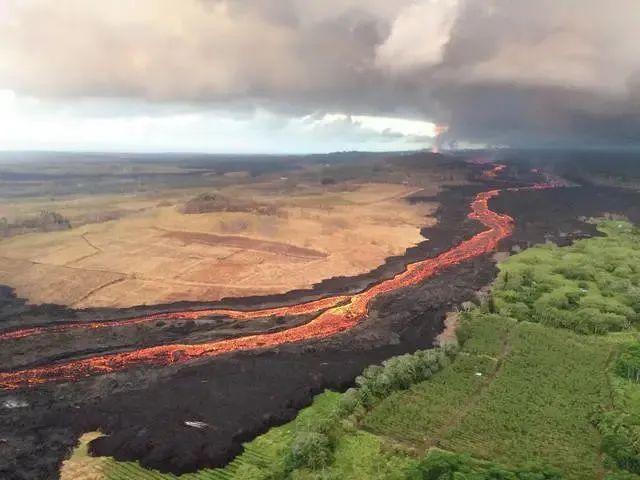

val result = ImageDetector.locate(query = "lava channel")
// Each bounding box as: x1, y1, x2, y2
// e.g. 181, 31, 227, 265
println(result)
0, 295, 349, 341
0, 184, 518, 390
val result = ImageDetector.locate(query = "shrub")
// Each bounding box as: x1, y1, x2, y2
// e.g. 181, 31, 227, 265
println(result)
600, 277, 633, 298
533, 288, 584, 312
496, 289, 521, 304
336, 387, 362, 417
498, 302, 531, 322
455, 316, 473, 345
353, 348, 454, 408
232, 463, 271, 480
614, 265, 634, 278
598, 411, 640, 474
615, 344, 640, 382
580, 296, 635, 320
286, 431, 333, 470
553, 262, 597, 282
620, 287, 640, 312
532, 305, 576, 331
406, 450, 564, 480
571, 309, 627, 334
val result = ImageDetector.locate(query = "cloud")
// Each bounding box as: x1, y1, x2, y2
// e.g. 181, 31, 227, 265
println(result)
0, 0, 639, 149
375, 0, 459, 72
0, 0, 306, 100
314, 113, 437, 138
0, 0, 408, 103
429, 0, 640, 147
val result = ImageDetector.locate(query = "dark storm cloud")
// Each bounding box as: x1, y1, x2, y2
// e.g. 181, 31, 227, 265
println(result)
1, 0, 639, 147
428, 0, 640, 147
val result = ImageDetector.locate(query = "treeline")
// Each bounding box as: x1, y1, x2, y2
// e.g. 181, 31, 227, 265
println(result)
284, 347, 457, 473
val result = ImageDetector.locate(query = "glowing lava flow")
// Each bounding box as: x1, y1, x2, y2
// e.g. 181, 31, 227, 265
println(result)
0, 295, 349, 341
483, 163, 506, 179
0, 187, 514, 390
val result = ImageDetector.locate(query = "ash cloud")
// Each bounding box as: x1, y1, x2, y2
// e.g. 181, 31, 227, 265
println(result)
1, 0, 639, 147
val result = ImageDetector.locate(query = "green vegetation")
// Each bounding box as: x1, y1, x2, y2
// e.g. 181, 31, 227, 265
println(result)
596, 341, 640, 478
491, 221, 640, 334
443, 319, 611, 478
346, 346, 456, 411
76, 220, 640, 480
615, 344, 640, 382
405, 449, 563, 480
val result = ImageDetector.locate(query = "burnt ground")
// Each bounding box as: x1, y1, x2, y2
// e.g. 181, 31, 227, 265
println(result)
1, 165, 640, 480
493, 185, 640, 246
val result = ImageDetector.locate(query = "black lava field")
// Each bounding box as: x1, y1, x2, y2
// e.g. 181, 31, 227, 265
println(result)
1, 163, 639, 480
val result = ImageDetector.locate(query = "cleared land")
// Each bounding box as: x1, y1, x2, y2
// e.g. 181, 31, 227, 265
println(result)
60, 220, 640, 479
0, 154, 460, 308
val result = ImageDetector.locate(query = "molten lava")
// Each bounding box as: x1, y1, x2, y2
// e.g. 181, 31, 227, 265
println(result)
0, 171, 529, 390
0, 295, 349, 341
483, 164, 506, 179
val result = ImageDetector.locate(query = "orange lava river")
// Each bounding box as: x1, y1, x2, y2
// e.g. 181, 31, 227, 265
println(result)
0, 184, 519, 390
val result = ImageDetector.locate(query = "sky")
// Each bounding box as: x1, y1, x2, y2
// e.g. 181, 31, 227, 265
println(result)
0, 0, 639, 153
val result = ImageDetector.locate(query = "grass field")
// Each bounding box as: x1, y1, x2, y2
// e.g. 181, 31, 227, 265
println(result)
1, 153, 470, 308
60, 219, 640, 479
442, 321, 613, 478
0, 181, 434, 307
0, 154, 468, 308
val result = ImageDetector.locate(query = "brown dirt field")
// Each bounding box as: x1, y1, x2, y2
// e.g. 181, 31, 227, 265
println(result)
0, 182, 437, 308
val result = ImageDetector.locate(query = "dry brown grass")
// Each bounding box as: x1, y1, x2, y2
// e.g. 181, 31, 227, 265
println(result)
59, 432, 107, 480
0, 181, 437, 308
